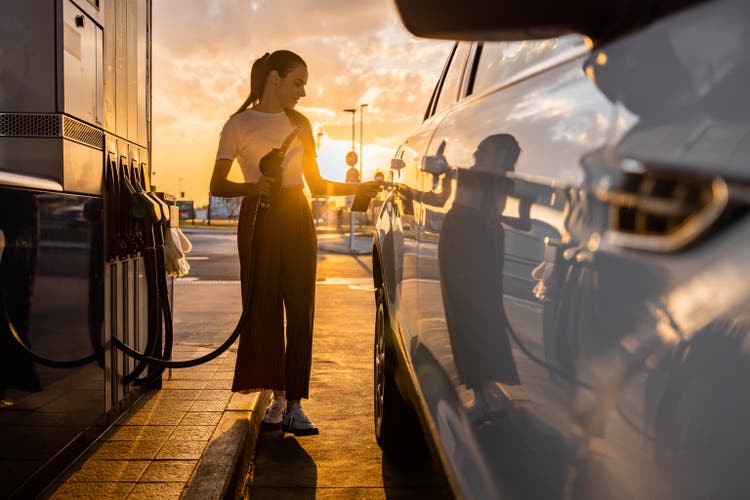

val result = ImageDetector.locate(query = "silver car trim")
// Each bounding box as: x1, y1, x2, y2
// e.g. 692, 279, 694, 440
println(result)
602, 177, 729, 252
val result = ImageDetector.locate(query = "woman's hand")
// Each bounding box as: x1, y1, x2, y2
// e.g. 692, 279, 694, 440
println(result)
254, 175, 275, 197
356, 180, 385, 198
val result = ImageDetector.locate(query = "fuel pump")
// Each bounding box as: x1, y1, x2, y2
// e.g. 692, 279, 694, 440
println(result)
0, 1, 171, 495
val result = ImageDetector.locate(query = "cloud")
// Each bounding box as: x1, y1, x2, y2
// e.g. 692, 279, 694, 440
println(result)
152, 0, 452, 204
154, 0, 396, 59
153, 0, 450, 126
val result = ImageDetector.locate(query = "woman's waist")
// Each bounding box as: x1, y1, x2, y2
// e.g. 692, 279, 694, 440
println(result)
239, 162, 303, 186
244, 184, 304, 195
252, 185, 306, 204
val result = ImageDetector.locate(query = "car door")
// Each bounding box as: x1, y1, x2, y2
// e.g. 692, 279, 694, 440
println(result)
377, 43, 462, 359
412, 41, 476, 384
408, 41, 509, 498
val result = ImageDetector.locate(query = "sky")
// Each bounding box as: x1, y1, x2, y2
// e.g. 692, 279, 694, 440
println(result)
151, 0, 453, 205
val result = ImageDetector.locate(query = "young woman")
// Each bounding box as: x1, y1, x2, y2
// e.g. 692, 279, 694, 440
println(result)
210, 50, 381, 435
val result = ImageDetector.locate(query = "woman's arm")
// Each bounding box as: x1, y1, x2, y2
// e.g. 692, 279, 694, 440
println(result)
302, 155, 382, 198
289, 109, 382, 197
209, 159, 273, 198
422, 170, 454, 207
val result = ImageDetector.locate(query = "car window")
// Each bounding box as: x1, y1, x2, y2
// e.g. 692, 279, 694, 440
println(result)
433, 42, 471, 115
460, 43, 479, 99
423, 44, 452, 121
472, 35, 586, 95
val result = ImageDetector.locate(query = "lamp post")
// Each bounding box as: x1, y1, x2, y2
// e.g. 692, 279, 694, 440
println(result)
359, 103, 367, 181
343, 108, 356, 158
343, 108, 357, 252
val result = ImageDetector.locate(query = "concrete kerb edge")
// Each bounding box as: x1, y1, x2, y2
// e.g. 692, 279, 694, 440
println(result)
183, 389, 272, 500
232, 389, 272, 499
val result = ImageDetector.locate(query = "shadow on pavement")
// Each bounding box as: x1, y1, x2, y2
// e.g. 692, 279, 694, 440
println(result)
352, 255, 373, 275
381, 453, 454, 499
248, 433, 317, 499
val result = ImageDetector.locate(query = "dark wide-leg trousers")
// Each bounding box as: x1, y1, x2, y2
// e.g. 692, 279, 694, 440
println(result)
231, 187, 317, 400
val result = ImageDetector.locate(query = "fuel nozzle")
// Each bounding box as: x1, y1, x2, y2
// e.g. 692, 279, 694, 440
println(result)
259, 127, 300, 207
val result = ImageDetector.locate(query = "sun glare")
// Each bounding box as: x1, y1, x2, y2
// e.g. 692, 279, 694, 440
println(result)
316, 138, 394, 182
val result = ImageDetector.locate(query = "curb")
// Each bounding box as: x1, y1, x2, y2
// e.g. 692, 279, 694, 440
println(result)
183, 390, 272, 500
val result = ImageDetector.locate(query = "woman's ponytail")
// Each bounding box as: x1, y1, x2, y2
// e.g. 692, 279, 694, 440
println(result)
232, 50, 306, 116
234, 52, 271, 115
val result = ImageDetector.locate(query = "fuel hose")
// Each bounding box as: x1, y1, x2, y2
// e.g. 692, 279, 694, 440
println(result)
2, 295, 103, 369
111, 196, 261, 368
0, 201, 105, 370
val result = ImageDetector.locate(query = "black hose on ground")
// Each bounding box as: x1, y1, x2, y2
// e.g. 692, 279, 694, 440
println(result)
111, 197, 261, 369
2, 294, 103, 369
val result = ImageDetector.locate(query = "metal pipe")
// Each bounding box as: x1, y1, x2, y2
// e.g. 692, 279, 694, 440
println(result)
359, 103, 368, 181
343, 108, 357, 252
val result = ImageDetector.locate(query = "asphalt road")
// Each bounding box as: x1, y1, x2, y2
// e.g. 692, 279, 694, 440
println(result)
173, 229, 451, 499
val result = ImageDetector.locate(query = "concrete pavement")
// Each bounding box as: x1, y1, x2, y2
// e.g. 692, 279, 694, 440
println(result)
316, 232, 373, 255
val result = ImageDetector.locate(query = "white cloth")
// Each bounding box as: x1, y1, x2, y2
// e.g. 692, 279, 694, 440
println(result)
164, 227, 192, 277
215, 109, 305, 187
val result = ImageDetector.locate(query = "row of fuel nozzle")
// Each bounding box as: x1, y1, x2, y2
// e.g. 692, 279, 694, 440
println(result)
104, 153, 173, 261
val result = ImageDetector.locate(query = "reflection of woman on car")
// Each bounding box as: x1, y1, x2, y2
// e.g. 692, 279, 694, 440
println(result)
437, 134, 531, 418
210, 50, 382, 435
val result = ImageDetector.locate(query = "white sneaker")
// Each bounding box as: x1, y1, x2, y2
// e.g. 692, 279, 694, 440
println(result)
262, 395, 287, 430
282, 402, 319, 436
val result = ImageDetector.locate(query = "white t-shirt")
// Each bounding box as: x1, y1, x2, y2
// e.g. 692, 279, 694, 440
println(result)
215, 108, 305, 186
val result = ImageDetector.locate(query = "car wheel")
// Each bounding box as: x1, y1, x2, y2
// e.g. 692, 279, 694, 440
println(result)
374, 287, 426, 455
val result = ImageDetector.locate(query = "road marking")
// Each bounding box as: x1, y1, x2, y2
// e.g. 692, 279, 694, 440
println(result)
176, 276, 374, 289
175, 279, 240, 285
316, 277, 374, 290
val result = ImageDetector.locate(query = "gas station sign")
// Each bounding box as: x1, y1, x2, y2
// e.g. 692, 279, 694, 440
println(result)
345, 151, 358, 167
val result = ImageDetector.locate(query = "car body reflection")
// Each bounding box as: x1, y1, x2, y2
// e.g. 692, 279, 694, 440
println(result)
0, 187, 104, 497
373, 2, 750, 498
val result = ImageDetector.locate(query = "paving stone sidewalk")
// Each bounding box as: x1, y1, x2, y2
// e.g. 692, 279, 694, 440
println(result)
43, 345, 270, 500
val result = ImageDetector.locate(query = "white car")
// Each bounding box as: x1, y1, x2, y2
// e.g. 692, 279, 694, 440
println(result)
372, 0, 750, 498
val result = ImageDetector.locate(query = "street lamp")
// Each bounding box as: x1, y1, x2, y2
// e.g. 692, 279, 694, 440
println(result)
342, 108, 358, 252
359, 103, 368, 181
343, 108, 356, 159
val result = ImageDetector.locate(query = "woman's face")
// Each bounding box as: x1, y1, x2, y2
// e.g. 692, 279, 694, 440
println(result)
272, 64, 308, 109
